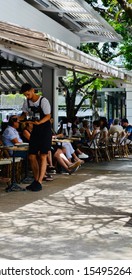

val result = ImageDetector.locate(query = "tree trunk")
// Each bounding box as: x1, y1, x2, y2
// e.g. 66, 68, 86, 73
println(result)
92, 89, 99, 120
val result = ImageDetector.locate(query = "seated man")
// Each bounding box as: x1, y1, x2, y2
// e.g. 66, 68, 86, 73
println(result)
2, 115, 26, 158
108, 118, 123, 135
121, 118, 132, 143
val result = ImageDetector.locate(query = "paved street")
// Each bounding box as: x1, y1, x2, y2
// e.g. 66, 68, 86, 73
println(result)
0, 156, 132, 260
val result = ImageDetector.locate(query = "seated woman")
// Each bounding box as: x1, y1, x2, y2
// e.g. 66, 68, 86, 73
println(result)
80, 119, 91, 144
90, 120, 100, 140
87, 120, 101, 150
99, 117, 109, 143
21, 122, 33, 143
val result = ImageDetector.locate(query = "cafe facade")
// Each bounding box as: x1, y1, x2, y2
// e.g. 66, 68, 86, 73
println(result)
0, 0, 132, 128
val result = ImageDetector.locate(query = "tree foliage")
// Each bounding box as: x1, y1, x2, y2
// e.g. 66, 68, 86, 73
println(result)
59, 0, 132, 120
83, 0, 132, 69
59, 72, 116, 121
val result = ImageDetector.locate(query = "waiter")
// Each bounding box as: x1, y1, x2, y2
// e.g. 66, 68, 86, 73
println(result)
20, 83, 52, 191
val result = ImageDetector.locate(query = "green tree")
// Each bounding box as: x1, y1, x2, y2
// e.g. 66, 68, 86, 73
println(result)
59, 0, 132, 121
84, 0, 132, 69
59, 72, 115, 121
59, 72, 97, 121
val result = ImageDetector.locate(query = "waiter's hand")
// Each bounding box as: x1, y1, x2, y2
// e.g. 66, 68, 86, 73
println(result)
33, 120, 40, 125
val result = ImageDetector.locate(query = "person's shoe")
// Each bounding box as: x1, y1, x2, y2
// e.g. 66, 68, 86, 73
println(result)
47, 166, 56, 174
26, 180, 37, 191
68, 161, 81, 171
48, 170, 56, 174
43, 174, 53, 181
78, 153, 89, 159
60, 170, 70, 175
78, 159, 85, 164
69, 164, 80, 174
31, 181, 42, 192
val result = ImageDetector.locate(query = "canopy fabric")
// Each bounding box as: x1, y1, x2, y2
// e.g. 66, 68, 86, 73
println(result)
0, 69, 42, 92
27, 0, 122, 42
0, 21, 132, 83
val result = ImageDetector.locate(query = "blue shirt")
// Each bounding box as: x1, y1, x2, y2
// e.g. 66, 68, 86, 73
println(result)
2, 126, 23, 147
125, 125, 132, 140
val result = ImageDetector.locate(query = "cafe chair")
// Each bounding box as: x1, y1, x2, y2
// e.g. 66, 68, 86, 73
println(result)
81, 132, 102, 162
0, 140, 23, 183
118, 133, 129, 157
98, 137, 111, 161
127, 139, 132, 154
0, 159, 12, 181
108, 132, 120, 159
0, 143, 12, 179
108, 131, 128, 159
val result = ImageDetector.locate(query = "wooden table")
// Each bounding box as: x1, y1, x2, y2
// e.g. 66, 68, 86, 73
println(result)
52, 137, 81, 144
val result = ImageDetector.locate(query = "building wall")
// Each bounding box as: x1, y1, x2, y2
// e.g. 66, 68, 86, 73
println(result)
0, 0, 80, 48
1, 0, 79, 121
126, 86, 132, 124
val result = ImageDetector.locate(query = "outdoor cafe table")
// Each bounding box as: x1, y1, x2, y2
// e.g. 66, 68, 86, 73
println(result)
52, 136, 81, 144
0, 144, 29, 192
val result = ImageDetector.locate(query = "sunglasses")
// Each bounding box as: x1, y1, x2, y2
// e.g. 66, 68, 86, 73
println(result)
12, 118, 19, 122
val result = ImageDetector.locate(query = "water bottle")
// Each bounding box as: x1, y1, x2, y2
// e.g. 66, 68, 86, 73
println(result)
68, 122, 72, 138
62, 123, 68, 137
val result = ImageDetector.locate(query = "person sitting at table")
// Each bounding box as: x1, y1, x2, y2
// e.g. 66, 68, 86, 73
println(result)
61, 141, 84, 164
54, 119, 88, 162
2, 115, 27, 158
80, 119, 91, 144
71, 116, 81, 137
53, 145, 81, 174
90, 120, 100, 140
87, 120, 101, 150
108, 118, 124, 136
69, 117, 89, 159
99, 117, 109, 142
21, 121, 33, 143
121, 118, 132, 144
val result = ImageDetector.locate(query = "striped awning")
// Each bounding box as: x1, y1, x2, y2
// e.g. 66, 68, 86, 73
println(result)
0, 21, 132, 84
0, 69, 42, 92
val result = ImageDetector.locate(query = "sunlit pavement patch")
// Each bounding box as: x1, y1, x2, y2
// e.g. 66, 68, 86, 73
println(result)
0, 168, 132, 259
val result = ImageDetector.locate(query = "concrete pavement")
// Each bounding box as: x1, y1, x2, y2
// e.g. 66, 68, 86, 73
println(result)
0, 156, 132, 259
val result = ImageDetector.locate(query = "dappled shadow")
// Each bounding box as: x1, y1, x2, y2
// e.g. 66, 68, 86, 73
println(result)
0, 157, 132, 213
0, 157, 132, 259
0, 168, 132, 259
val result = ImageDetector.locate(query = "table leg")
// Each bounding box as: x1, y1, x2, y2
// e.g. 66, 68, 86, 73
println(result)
5, 151, 26, 192
20, 151, 33, 184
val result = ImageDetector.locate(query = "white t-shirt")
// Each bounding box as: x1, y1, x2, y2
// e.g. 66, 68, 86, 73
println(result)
22, 96, 51, 115
109, 124, 123, 134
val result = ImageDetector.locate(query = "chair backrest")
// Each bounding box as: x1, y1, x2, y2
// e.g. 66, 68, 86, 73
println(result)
89, 132, 101, 149
119, 131, 127, 146
110, 131, 120, 144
